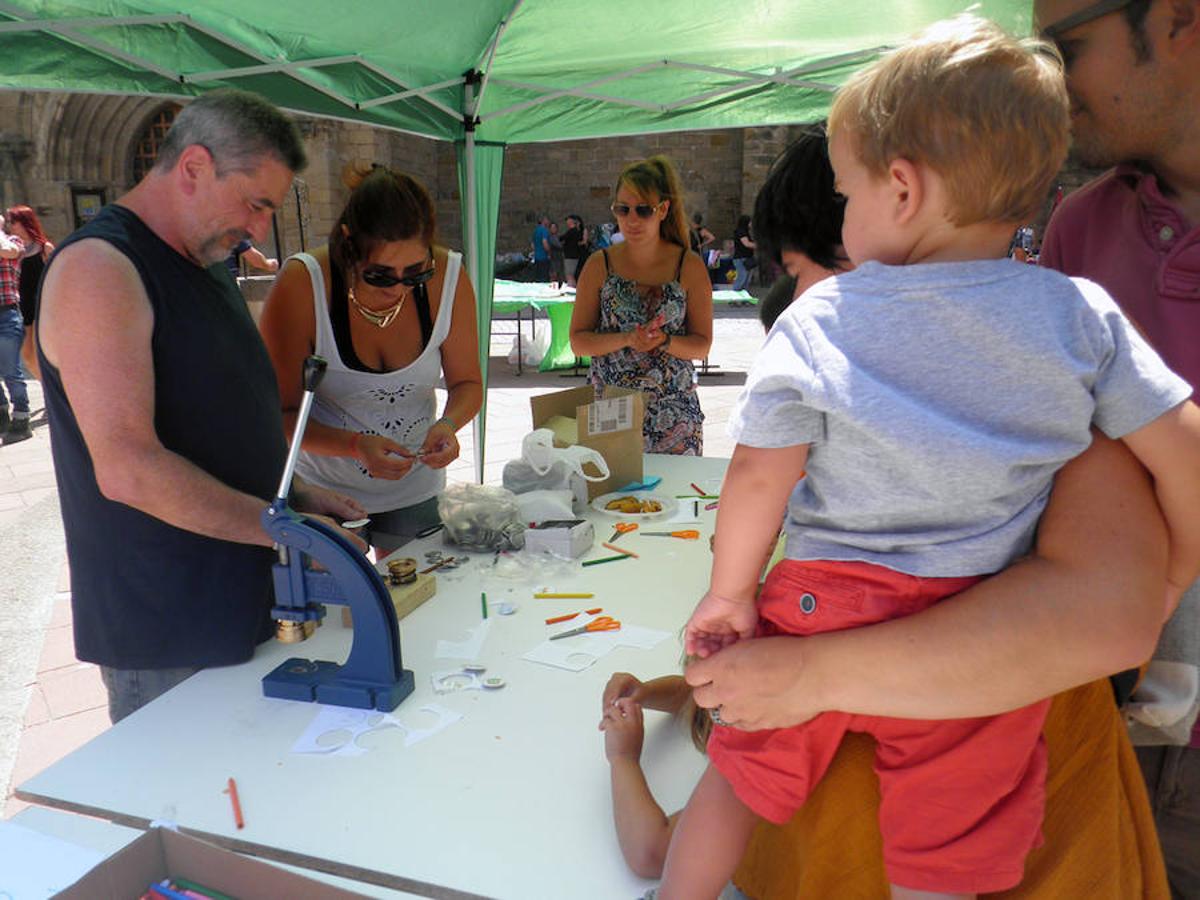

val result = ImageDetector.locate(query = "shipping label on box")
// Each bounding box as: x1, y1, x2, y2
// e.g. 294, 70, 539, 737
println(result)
587, 395, 636, 435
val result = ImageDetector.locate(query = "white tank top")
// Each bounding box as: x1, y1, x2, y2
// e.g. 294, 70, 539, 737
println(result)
291, 250, 462, 513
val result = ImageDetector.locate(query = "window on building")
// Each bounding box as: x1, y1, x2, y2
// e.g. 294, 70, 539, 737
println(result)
131, 103, 181, 184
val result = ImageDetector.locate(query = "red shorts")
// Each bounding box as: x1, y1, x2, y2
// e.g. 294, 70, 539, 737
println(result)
707, 559, 1050, 894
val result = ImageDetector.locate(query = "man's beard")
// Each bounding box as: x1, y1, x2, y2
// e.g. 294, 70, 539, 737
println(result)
193, 229, 249, 267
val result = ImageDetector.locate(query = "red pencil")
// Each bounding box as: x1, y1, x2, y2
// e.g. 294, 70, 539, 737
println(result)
690, 482, 706, 496
226, 777, 244, 829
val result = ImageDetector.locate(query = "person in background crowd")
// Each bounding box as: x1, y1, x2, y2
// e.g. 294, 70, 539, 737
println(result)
1036, 0, 1200, 892
260, 164, 482, 555
531, 213, 551, 281
36, 89, 365, 724
548, 220, 566, 284
5, 205, 53, 381
689, 213, 716, 256
570, 155, 713, 455
0, 213, 30, 443
562, 214, 587, 286
731, 214, 756, 291
225, 238, 279, 279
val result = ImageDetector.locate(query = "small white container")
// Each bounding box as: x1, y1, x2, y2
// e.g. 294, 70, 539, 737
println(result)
523, 518, 595, 559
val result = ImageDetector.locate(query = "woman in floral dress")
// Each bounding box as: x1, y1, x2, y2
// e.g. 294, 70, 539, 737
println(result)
569, 156, 713, 454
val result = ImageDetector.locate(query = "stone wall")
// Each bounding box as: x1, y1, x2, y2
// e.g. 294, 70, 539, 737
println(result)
1, 90, 1106, 264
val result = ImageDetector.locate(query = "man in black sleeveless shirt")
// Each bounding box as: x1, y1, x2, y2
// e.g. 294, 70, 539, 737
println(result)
37, 90, 366, 723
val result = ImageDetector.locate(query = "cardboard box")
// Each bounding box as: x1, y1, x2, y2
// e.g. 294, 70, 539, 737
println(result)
530, 385, 646, 500
56, 826, 368, 899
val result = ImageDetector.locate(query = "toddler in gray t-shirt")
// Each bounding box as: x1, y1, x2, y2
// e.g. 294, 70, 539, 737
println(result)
667, 16, 1200, 900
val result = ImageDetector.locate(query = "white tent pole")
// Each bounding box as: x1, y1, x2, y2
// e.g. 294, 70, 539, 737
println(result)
464, 75, 484, 484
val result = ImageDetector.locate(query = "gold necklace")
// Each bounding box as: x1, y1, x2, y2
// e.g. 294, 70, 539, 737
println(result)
348, 285, 405, 328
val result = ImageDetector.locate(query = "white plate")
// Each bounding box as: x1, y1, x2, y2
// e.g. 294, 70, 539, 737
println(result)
590, 492, 678, 519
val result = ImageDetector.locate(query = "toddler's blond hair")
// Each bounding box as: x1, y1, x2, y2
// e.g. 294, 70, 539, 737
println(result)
828, 14, 1068, 225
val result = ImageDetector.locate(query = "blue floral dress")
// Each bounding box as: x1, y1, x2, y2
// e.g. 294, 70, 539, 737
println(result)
588, 248, 704, 455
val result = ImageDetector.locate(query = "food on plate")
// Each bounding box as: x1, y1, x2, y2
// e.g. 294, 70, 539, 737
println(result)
604, 495, 662, 514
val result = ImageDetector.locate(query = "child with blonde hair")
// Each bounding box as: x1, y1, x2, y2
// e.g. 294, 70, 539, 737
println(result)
664, 15, 1200, 899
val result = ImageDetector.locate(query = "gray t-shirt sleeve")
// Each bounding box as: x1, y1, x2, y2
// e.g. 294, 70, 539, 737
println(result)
729, 312, 826, 448
1078, 278, 1194, 437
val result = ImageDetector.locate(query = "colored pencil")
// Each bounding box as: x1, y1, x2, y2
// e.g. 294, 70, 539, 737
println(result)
546, 606, 604, 625
226, 777, 244, 829
690, 482, 706, 495
581, 554, 631, 567
481, 591, 488, 619
601, 542, 639, 558
533, 592, 595, 599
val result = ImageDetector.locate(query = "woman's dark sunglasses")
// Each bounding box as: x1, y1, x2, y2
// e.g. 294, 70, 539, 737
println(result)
361, 256, 436, 289
611, 201, 664, 220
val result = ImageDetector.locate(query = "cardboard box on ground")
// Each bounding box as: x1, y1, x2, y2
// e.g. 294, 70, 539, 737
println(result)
529, 386, 646, 500
56, 827, 369, 899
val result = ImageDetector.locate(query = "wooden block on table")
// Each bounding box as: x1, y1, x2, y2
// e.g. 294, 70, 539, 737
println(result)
339, 573, 437, 628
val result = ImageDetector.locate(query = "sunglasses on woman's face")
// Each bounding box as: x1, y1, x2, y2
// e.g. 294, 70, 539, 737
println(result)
360, 255, 436, 289
610, 201, 664, 220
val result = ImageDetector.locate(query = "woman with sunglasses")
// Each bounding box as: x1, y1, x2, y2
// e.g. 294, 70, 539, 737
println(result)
261, 164, 482, 554
570, 155, 713, 455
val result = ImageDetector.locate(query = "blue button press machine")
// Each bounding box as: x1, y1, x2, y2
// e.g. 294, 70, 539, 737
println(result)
260, 355, 415, 711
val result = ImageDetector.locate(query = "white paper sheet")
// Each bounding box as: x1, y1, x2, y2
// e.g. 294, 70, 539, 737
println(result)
436, 619, 492, 660
290, 702, 463, 757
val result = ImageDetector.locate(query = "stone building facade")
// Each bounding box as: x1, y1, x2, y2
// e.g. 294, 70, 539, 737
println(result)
1, 91, 1095, 267
0, 91, 816, 262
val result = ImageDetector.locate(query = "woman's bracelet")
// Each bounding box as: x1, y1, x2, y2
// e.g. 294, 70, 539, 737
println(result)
434, 416, 456, 431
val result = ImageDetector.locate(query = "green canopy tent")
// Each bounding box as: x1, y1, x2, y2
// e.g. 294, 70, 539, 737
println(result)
0, 0, 1031, 475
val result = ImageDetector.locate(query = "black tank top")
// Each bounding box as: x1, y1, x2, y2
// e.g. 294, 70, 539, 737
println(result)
38, 204, 285, 668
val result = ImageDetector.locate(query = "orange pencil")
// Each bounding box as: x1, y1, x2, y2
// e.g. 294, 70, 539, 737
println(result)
602, 542, 639, 558
226, 777, 244, 829
544, 608, 603, 625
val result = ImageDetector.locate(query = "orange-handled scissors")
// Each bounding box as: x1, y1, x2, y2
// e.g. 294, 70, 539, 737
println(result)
640, 530, 700, 540
608, 522, 638, 542
549, 615, 621, 640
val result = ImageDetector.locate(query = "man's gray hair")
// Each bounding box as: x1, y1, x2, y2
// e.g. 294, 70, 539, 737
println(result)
154, 88, 306, 176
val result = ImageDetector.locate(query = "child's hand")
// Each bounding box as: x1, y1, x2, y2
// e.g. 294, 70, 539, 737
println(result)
601, 672, 644, 716
601, 697, 645, 762
684, 591, 758, 658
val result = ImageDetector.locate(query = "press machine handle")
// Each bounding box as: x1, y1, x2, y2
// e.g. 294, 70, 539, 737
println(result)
274, 355, 328, 504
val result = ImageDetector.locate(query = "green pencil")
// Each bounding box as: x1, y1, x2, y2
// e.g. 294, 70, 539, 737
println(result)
581, 554, 632, 567
481, 591, 488, 619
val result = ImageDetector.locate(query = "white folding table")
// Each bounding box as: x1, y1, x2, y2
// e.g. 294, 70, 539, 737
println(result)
17, 455, 727, 899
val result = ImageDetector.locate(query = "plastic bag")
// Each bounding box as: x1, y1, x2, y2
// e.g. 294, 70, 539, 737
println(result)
501, 428, 610, 512
437, 482, 526, 551
506, 324, 551, 368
